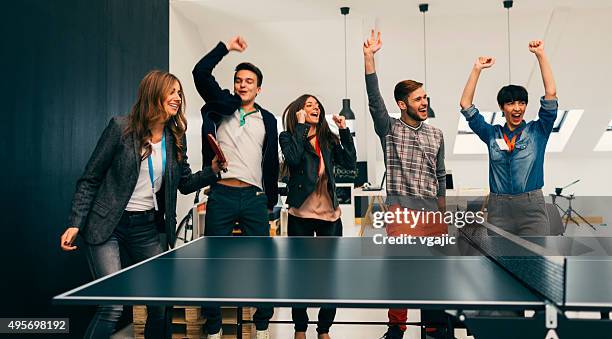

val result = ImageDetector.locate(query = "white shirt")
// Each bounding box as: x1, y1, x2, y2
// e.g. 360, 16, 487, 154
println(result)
126, 140, 164, 211
216, 109, 265, 189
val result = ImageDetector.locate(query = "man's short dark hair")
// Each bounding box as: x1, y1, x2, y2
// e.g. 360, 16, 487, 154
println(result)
394, 80, 423, 102
497, 85, 528, 107
235, 62, 263, 87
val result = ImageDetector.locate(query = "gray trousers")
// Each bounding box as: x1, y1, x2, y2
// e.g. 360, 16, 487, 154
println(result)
487, 189, 550, 236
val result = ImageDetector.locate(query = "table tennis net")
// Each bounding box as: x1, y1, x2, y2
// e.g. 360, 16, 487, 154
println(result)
458, 222, 566, 306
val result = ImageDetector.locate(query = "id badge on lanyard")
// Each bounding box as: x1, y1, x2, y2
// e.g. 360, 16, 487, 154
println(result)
148, 133, 166, 211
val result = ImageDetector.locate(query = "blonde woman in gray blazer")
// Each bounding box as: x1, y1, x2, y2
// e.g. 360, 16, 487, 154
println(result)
60, 70, 225, 339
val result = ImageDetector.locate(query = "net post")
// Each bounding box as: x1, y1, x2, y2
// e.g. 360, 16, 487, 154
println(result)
545, 302, 559, 329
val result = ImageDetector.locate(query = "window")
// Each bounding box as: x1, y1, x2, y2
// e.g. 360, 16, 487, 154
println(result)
457, 111, 495, 135
491, 112, 506, 127
594, 119, 612, 152
552, 110, 569, 132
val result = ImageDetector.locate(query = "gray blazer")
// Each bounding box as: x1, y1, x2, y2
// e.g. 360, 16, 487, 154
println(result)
67, 116, 217, 247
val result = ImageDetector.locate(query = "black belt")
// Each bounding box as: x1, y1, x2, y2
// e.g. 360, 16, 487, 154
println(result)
124, 209, 157, 222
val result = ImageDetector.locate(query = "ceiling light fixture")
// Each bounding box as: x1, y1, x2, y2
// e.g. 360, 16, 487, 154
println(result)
339, 6, 355, 120
419, 3, 435, 118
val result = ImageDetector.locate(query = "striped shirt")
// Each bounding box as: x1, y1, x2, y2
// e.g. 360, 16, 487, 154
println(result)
365, 73, 446, 210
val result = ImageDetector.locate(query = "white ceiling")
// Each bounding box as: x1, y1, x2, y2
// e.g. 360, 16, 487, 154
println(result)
171, 0, 612, 21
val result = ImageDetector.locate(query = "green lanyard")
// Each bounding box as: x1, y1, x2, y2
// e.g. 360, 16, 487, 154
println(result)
239, 107, 258, 127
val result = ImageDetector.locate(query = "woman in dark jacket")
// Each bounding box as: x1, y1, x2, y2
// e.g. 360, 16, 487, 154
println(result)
60, 70, 225, 339
279, 94, 356, 339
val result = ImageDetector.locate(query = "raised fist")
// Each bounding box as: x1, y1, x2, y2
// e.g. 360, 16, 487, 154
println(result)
363, 29, 382, 56
528, 40, 544, 55
332, 114, 347, 129
474, 56, 495, 70
226, 36, 247, 52
296, 109, 306, 124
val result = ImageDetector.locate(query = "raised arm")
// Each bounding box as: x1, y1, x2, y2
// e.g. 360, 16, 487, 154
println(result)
363, 29, 392, 137
460, 57, 495, 110
529, 40, 558, 134
363, 30, 381, 75
331, 115, 357, 170
459, 57, 496, 143
279, 110, 309, 167
529, 40, 556, 100
192, 36, 247, 103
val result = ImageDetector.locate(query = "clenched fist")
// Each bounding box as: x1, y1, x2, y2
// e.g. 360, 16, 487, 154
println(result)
226, 36, 247, 52
332, 114, 347, 129
528, 40, 544, 56
474, 56, 495, 70
296, 109, 306, 124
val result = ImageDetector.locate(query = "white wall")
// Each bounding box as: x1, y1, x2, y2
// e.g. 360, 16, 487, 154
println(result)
169, 0, 612, 225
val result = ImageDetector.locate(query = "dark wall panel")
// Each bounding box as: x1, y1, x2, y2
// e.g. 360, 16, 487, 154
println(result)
2, 1, 169, 337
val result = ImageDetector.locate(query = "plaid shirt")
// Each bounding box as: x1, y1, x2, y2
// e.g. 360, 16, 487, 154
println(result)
366, 73, 446, 209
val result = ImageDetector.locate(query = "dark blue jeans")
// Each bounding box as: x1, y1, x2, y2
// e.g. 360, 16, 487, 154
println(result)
84, 211, 171, 339
203, 184, 274, 334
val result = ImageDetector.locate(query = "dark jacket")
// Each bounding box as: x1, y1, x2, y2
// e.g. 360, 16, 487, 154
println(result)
279, 123, 356, 209
67, 116, 217, 248
193, 42, 279, 209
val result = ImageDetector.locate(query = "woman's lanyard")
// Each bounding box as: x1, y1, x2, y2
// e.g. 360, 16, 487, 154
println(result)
148, 133, 166, 211
239, 107, 258, 127
502, 130, 522, 153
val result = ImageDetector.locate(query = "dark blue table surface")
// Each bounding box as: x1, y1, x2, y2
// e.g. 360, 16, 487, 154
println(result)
55, 237, 550, 309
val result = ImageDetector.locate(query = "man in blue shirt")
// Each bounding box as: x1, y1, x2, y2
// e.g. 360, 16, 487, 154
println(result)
459, 40, 557, 235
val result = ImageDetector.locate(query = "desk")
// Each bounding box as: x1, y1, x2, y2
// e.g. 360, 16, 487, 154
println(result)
353, 187, 387, 236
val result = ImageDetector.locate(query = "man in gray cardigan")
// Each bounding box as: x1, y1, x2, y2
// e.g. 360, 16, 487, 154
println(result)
363, 30, 449, 339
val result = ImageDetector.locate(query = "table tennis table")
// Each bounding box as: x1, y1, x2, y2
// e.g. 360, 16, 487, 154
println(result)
55, 230, 612, 338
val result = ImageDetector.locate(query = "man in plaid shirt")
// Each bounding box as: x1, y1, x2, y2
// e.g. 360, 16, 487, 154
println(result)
363, 30, 448, 339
